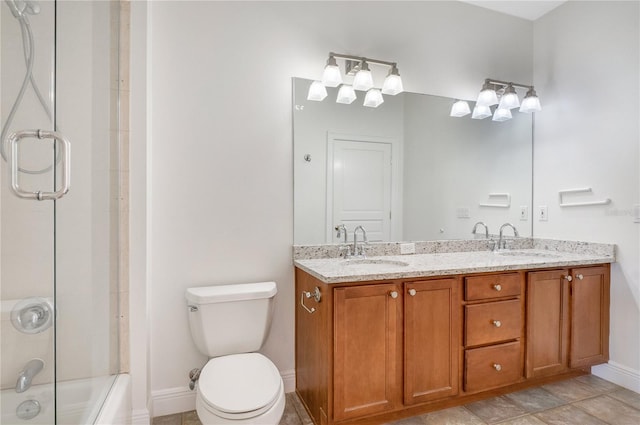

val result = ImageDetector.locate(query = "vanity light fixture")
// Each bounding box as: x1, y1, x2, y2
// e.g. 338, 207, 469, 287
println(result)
450, 100, 471, 117
308, 52, 403, 108
453, 79, 542, 122
336, 85, 357, 104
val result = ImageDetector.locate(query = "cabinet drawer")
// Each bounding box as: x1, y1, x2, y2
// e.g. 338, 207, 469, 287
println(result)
465, 299, 521, 346
465, 273, 521, 301
465, 341, 522, 392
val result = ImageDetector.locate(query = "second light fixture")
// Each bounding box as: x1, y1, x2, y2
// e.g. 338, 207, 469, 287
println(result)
450, 78, 542, 122
308, 52, 404, 108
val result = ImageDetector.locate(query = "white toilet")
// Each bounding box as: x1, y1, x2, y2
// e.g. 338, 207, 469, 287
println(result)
185, 282, 285, 424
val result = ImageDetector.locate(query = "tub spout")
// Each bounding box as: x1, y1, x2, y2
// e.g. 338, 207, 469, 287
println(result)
16, 359, 44, 393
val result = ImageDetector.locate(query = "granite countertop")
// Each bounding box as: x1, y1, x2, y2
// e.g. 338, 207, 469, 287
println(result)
294, 249, 615, 284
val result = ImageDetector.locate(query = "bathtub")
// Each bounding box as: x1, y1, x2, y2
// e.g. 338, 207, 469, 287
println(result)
0, 374, 130, 424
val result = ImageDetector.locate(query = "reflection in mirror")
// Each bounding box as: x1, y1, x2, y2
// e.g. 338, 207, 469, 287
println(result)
293, 78, 532, 245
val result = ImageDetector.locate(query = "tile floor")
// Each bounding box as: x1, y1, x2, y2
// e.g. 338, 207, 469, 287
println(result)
152, 375, 640, 425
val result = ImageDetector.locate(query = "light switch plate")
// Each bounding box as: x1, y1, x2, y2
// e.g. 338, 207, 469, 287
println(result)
538, 206, 548, 221
520, 206, 528, 221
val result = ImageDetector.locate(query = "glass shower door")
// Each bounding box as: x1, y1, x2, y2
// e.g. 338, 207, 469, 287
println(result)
1, 1, 57, 424
1, 1, 119, 423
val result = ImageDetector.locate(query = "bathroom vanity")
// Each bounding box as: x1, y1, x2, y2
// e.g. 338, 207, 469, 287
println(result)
293, 241, 613, 425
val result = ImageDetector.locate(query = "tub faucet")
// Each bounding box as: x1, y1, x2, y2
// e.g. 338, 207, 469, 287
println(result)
497, 223, 519, 251
352, 226, 368, 258
16, 359, 44, 393
471, 222, 489, 239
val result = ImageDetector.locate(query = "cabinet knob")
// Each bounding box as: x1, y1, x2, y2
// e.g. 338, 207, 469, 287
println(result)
492, 284, 502, 291
492, 320, 502, 328
576, 274, 584, 280
493, 363, 502, 371
564, 275, 573, 282
408, 288, 417, 296
390, 291, 399, 299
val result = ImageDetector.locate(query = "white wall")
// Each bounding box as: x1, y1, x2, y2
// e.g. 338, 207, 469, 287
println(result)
533, 1, 640, 389
137, 0, 534, 416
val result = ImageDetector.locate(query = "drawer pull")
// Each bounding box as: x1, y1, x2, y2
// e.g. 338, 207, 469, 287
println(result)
492, 320, 502, 328
390, 291, 399, 299
408, 288, 417, 296
493, 363, 502, 371
576, 274, 584, 280
492, 284, 502, 291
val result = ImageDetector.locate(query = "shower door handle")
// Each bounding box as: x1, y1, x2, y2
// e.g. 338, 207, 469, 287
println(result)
9, 129, 70, 200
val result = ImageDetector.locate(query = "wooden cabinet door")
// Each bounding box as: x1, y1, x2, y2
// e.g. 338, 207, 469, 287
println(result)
526, 269, 570, 378
334, 283, 401, 421
570, 266, 610, 368
404, 279, 460, 405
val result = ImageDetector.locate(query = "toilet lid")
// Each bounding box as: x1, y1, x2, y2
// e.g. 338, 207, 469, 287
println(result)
199, 353, 282, 416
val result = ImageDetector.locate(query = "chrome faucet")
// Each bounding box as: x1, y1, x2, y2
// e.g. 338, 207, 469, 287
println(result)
335, 224, 348, 243
16, 359, 44, 393
497, 223, 519, 251
352, 226, 368, 258
471, 222, 489, 239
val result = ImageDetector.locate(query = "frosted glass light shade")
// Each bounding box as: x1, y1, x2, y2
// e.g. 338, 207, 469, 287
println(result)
520, 90, 542, 113
498, 85, 520, 109
382, 73, 403, 95
307, 81, 327, 101
336, 85, 357, 104
353, 62, 374, 91
322, 64, 342, 87
477, 87, 499, 106
471, 104, 492, 119
492, 107, 512, 122
363, 89, 384, 108
450, 100, 471, 117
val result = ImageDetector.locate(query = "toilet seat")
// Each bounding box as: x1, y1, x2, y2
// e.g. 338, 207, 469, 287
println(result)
198, 353, 283, 420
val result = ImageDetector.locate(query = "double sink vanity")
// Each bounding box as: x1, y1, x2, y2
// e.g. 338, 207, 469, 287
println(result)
293, 238, 614, 425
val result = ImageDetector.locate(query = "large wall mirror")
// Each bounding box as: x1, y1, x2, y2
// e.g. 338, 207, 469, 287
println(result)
293, 78, 533, 245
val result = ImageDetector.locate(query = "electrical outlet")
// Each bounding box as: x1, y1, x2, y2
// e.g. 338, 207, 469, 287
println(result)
456, 207, 470, 218
520, 206, 528, 221
400, 243, 415, 255
538, 206, 548, 221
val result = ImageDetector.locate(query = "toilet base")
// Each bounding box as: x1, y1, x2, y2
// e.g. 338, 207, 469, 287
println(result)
195, 385, 285, 425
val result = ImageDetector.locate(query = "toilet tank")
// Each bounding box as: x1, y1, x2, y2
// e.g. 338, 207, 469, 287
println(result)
185, 282, 277, 357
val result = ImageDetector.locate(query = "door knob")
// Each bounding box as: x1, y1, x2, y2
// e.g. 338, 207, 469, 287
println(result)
408, 288, 416, 296
390, 291, 398, 299
576, 274, 584, 280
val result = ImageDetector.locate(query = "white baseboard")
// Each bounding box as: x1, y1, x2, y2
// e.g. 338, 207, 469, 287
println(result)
593, 361, 640, 392
150, 370, 297, 418
151, 386, 197, 418
281, 369, 296, 393
131, 408, 151, 425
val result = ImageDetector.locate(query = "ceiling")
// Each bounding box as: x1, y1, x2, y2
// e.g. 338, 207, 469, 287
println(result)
460, 0, 567, 21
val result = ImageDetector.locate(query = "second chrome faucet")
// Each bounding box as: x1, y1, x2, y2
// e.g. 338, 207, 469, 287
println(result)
335, 224, 368, 258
